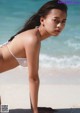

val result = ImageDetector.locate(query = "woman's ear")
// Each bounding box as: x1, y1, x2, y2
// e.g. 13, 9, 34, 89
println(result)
40, 17, 45, 26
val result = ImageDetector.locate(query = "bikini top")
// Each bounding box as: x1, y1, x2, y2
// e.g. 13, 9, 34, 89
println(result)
0, 42, 27, 67
7, 45, 27, 67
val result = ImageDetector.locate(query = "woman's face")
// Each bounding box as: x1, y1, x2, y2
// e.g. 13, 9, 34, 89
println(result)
41, 9, 67, 36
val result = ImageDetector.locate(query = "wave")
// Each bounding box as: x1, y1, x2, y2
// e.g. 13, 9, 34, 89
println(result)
64, 39, 80, 50
40, 54, 80, 68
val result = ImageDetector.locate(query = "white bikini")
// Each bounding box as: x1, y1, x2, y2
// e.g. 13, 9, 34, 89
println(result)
0, 42, 27, 67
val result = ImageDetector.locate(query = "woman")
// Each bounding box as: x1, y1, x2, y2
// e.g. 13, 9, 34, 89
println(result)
0, 0, 67, 113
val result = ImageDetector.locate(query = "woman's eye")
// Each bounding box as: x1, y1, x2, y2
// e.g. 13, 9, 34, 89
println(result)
52, 19, 66, 24
53, 19, 56, 21
62, 20, 66, 24
52, 19, 59, 23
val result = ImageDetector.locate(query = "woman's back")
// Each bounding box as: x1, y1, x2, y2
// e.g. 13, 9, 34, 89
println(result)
0, 27, 40, 72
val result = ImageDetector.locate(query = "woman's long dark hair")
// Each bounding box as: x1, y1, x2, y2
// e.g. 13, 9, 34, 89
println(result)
8, 0, 67, 41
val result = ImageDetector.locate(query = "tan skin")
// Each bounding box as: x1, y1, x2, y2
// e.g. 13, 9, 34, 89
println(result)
0, 9, 67, 113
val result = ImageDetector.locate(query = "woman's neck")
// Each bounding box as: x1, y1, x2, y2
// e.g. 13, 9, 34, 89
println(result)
37, 26, 51, 41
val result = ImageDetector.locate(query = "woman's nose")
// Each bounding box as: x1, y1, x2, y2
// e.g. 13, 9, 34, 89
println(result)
57, 23, 62, 28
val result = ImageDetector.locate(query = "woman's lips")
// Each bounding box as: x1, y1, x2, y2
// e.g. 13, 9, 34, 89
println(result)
54, 30, 61, 33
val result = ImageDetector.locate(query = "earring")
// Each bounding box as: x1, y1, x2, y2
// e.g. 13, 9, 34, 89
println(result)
43, 24, 44, 27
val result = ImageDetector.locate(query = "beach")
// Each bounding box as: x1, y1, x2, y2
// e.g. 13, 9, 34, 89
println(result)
0, 0, 80, 112
0, 66, 80, 110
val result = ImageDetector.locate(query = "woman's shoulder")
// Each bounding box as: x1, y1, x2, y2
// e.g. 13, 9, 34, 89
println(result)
19, 29, 40, 50
22, 28, 40, 44
12, 28, 41, 49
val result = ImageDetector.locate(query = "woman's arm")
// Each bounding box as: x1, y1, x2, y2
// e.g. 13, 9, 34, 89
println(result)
24, 36, 41, 113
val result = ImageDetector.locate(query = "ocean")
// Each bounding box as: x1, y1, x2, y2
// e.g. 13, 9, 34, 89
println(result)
0, 0, 80, 69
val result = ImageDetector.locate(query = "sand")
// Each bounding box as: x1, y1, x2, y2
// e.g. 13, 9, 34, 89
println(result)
0, 66, 80, 110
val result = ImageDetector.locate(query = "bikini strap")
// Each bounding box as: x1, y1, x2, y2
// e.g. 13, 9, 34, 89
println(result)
7, 45, 16, 59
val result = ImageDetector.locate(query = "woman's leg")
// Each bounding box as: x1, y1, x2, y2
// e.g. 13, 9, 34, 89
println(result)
0, 96, 1, 105
0, 48, 4, 73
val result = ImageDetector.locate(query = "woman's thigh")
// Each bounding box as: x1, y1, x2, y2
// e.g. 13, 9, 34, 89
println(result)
0, 48, 4, 70
0, 48, 3, 63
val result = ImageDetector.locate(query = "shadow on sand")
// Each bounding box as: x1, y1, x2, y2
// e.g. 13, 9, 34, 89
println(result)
9, 107, 80, 113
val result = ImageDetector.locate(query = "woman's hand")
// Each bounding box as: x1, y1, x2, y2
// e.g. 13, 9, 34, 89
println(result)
33, 109, 39, 113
